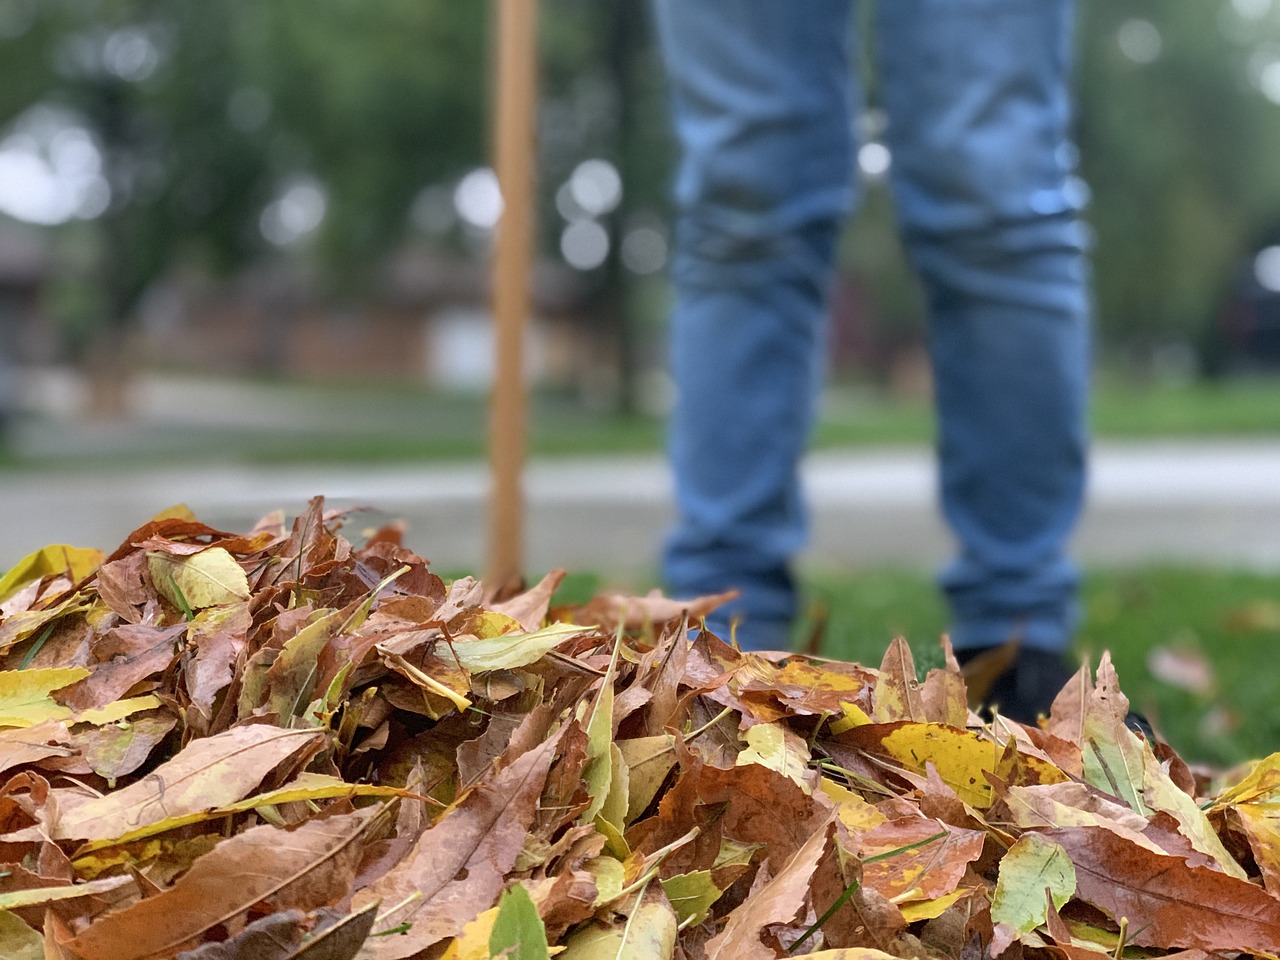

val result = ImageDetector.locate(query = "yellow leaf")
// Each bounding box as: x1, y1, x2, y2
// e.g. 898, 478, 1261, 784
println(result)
0, 544, 102, 605
829, 700, 873, 735
584, 856, 626, 907
0, 666, 89, 728
899, 888, 973, 922
877, 723, 1010, 808
149, 503, 197, 522
557, 892, 676, 960
736, 722, 813, 793
147, 547, 250, 611
875, 727, 1064, 808
0, 875, 133, 910
1141, 745, 1247, 879
819, 778, 888, 832
1215, 753, 1280, 808
440, 906, 500, 960
74, 695, 163, 726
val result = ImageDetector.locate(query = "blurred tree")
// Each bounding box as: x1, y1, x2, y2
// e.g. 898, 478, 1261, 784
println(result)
1077, 0, 1280, 363
3, 0, 1279, 405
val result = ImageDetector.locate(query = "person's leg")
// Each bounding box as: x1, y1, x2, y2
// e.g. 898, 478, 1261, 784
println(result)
652, 0, 855, 649
875, 0, 1089, 692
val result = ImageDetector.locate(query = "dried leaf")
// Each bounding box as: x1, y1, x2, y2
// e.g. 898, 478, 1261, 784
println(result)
555, 885, 677, 960
660, 869, 723, 927
66, 809, 374, 960
873, 637, 925, 723
174, 910, 306, 960
72, 773, 411, 853
736, 722, 814, 794
42, 725, 324, 841
441, 622, 592, 673
283, 903, 378, 960
705, 816, 835, 960
0, 721, 75, 774
1046, 824, 1280, 952
355, 728, 564, 956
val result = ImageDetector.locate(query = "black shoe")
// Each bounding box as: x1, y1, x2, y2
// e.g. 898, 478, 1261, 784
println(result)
956, 645, 1157, 738
956, 645, 1075, 725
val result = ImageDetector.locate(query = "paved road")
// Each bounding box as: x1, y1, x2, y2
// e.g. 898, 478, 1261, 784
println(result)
3, 440, 1278, 579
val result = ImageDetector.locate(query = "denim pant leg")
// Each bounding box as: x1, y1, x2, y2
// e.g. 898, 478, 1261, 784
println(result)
877, 0, 1090, 653
652, 0, 855, 649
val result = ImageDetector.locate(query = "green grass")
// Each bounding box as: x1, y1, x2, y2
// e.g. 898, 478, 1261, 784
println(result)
800, 566, 1280, 769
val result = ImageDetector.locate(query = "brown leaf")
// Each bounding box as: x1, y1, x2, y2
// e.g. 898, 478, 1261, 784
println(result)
856, 817, 984, 903
490, 568, 566, 632
66, 809, 375, 960
873, 637, 925, 723
579, 588, 737, 634
705, 816, 835, 960
183, 602, 252, 727
42, 711, 179, 783
56, 624, 187, 714
920, 638, 969, 727
173, 910, 307, 960
40, 725, 324, 841
0, 721, 76, 776
354, 725, 566, 956
95, 553, 154, 624
1045, 824, 1280, 952
282, 903, 379, 960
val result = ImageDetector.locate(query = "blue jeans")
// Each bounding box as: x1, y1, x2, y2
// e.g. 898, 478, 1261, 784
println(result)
654, 0, 1090, 652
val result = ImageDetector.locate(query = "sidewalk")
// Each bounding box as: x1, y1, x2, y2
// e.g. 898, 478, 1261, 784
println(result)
3, 440, 1279, 578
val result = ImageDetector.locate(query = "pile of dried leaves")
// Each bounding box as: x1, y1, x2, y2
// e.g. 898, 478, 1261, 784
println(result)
3, 497, 1280, 960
